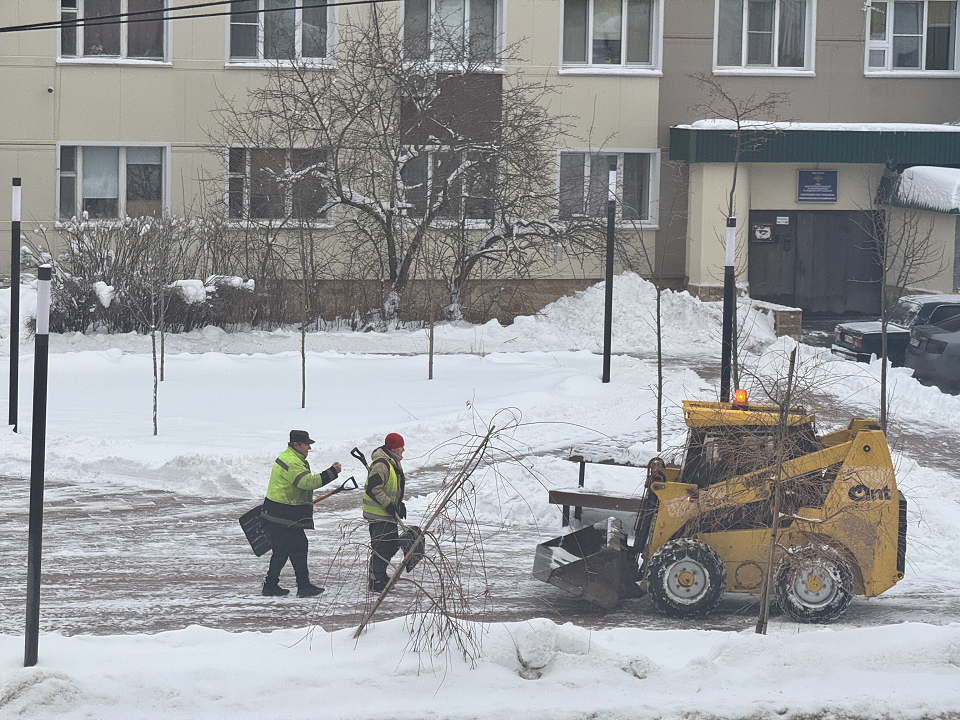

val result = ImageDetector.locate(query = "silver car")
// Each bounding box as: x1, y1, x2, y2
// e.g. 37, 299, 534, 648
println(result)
904, 313, 960, 394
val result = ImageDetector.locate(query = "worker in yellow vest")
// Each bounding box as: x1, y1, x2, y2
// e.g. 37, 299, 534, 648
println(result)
261, 430, 341, 598
362, 433, 406, 592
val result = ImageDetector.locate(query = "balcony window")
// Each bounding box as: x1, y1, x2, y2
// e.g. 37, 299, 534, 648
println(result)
404, 0, 501, 64
562, 0, 659, 69
60, 0, 167, 61
866, 1, 958, 72
559, 151, 655, 223
229, 0, 331, 62
716, 0, 813, 70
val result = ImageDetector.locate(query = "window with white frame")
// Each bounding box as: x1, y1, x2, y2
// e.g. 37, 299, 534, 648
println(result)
59, 145, 165, 220
559, 152, 655, 222
562, 0, 659, 69
60, 0, 167, 60
400, 150, 495, 221
229, 0, 332, 62
227, 148, 328, 221
866, 1, 958, 72
716, 0, 813, 70
404, 0, 501, 63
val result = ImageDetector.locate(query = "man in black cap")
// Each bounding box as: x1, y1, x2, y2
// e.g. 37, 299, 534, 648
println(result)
260, 430, 341, 597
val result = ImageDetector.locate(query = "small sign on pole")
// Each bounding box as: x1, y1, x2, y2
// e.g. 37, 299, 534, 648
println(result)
24, 264, 51, 668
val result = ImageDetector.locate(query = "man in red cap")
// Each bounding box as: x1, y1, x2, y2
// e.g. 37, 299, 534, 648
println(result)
361, 433, 407, 592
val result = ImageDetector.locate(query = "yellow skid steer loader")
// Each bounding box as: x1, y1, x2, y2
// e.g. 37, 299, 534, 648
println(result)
533, 397, 907, 622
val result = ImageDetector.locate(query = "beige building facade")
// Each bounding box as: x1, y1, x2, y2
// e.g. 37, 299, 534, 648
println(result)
1, 1, 959, 318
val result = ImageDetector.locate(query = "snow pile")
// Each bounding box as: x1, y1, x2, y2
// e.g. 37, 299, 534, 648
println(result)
169, 279, 208, 304
1, 620, 958, 719
898, 165, 960, 214
92, 281, 114, 309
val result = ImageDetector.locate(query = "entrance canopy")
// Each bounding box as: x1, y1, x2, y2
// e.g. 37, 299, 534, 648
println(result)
670, 121, 960, 165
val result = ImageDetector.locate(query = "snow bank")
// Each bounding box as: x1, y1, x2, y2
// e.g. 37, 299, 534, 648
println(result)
1, 620, 958, 719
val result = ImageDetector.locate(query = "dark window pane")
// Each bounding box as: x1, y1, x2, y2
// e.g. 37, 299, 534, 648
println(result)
59, 176, 76, 219
228, 176, 245, 218
870, 1, 888, 40
893, 34, 921, 66
621, 153, 648, 220
250, 149, 285, 219
302, 1, 327, 58
231, 0, 258, 58
291, 148, 327, 218
777, 0, 806, 67
926, 2, 957, 70
128, 0, 165, 59
401, 154, 428, 217
563, 0, 588, 62
229, 147, 246, 174
84, 0, 121, 56
464, 153, 494, 220
559, 153, 585, 218
433, 151, 462, 218
61, 145, 77, 173
470, 0, 497, 62
893, 1, 922, 33
264, 0, 295, 60
61, 9, 78, 56
126, 147, 163, 217
404, 0, 431, 58
83, 197, 119, 218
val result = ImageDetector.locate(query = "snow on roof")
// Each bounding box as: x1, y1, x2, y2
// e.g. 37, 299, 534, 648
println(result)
897, 166, 960, 214
677, 120, 960, 133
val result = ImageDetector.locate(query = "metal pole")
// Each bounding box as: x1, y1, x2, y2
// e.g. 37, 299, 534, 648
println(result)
602, 165, 616, 384
10, 178, 21, 430
720, 216, 736, 403
24, 264, 51, 668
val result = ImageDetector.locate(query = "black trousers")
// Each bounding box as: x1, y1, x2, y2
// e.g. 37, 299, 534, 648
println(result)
368, 521, 399, 585
265, 523, 310, 586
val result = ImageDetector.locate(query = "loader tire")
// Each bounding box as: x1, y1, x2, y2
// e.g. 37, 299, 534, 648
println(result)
647, 538, 726, 618
775, 544, 854, 623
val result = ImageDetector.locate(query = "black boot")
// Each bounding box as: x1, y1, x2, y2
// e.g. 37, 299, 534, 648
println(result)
297, 582, 324, 598
262, 579, 289, 597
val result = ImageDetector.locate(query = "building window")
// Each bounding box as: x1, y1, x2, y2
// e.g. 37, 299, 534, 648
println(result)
229, 0, 331, 62
58, 145, 165, 220
716, 0, 813, 70
559, 151, 654, 222
404, 0, 501, 63
562, 0, 659, 68
60, 0, 167, 61
400, 150, 495, 221
227, 148, 328, 221
866, 1, 958, 72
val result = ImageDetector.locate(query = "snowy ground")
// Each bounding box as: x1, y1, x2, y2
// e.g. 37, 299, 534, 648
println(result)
1, 273, 959, 719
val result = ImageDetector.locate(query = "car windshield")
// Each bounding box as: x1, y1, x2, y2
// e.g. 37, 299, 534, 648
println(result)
889, 300, 921, 327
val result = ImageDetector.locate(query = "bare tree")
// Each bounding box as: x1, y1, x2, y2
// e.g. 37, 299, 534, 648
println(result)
689, 74, 790, 390
865, 168, 947, 430
212, 7, 582, 326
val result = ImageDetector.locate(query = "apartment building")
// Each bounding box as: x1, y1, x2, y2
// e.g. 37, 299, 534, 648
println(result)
0, 1, 958, 319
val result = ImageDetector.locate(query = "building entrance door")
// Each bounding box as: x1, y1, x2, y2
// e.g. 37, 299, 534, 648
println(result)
748, 210, 881, 315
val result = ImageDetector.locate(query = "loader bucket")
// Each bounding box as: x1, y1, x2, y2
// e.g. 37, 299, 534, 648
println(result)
532, 517, 641, 609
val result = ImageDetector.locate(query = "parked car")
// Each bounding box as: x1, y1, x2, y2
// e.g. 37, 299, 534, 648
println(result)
831, 294, 960, 367
904, 313, 960, 394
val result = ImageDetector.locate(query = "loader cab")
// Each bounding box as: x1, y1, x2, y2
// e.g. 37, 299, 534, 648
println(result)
678, 422, 820, 489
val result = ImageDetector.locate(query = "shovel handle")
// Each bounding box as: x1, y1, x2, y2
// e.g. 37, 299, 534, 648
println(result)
313, 476, 359, 504
351, 447, 369, 469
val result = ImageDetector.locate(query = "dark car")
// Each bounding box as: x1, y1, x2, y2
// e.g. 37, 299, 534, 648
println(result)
831, 294, 960, 367
904, 313, 960, 394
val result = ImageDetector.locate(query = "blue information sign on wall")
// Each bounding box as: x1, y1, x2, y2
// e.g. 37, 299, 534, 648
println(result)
798, 170, 838, 202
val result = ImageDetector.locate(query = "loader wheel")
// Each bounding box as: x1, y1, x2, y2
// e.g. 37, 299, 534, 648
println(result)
647, 538, 726, 618
775, 544, 854, 623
